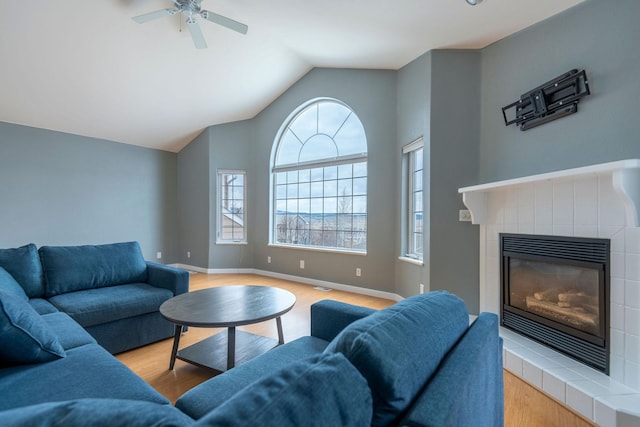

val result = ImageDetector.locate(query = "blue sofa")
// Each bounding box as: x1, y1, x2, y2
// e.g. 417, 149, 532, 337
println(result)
1, 244, 503, 427
0, 242, 189, 354
176, 291, 505, 427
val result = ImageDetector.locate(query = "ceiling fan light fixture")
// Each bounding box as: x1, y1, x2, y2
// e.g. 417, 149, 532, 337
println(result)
466, 0, 483, 5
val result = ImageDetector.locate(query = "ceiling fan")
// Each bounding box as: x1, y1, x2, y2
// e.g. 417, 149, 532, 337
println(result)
132, 0, 248, 49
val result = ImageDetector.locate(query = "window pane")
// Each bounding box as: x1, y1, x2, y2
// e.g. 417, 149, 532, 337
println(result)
324, 180, 337, 197
299, 182, 310, 198
289, 104, 317, 145
324, 166, 338, 180
338, 164, 352, 179
299, 135, 337, 163
287, 183, 298, 198
310, 168, 324, 182
276, 130, 302, 166
353, 162, 367, 177
299, 169, 311, 183
310, 182, 323, 197
324, 197, 337, 214
334, 113, 367, 156
353, 177, 367, 196
318, 101, 351, 137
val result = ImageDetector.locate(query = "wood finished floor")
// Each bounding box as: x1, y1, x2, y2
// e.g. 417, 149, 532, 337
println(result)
116, 273, 394, 404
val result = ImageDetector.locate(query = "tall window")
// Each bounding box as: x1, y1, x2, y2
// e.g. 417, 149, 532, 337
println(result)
217, 170, 247, 243
403, 138, 424, 260
271, 99, 368, 252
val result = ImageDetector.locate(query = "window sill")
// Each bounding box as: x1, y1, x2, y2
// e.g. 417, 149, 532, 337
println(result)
398, 256, 424, 266
268, 243, 366, 256
216, 241, 248, 245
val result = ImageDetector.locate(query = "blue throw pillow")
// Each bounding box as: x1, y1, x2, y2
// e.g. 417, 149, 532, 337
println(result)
0, 290, 66, 366
324, 291, 469, 427
0, 244, 45, 298
0, 398, 194, 427
195, 352, 372, 427
0, 267, 28, 301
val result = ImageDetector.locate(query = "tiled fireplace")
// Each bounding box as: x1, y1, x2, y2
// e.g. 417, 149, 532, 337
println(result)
460, 160, 640, 426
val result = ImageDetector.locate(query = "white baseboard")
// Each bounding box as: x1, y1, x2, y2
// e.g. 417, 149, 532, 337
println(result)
169, 264, 403, 302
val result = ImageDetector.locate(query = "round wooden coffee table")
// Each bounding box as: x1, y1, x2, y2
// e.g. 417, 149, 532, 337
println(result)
159, 285, 296, 372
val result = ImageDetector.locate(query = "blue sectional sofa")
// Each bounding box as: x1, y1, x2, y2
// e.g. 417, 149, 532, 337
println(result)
1, 242, 503, 427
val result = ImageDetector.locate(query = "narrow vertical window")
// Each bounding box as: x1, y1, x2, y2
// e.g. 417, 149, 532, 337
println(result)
217, 170, 247, 244
403, 138, 424, 260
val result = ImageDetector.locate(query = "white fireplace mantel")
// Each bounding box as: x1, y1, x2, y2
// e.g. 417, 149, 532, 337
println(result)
459, 159, 640, 227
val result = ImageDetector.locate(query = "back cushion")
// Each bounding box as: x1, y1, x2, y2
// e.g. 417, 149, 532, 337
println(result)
0, 244, 45, 298
0, 267, 29, 301
324, 290, 469, 427
40, 242, 148, 297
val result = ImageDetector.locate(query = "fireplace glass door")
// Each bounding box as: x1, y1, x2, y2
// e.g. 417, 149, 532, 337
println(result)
507, 258, 602, 338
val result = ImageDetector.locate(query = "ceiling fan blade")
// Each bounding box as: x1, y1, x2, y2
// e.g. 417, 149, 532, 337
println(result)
186, 18, 207, 49
200, 10, 248, 35
132, 8, 178, 24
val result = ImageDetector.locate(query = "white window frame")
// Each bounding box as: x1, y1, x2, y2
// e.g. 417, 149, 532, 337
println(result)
217, 169, 247, 244
402, 138, 424, 262
269, 98, 368, 254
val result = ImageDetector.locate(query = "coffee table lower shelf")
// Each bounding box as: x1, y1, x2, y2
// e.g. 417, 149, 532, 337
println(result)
175, 330, 279, 373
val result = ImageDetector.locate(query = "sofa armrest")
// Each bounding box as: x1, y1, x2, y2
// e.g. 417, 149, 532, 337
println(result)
398, 312, 504, 427
310, 300, 376, 342
145, 262, 189, 296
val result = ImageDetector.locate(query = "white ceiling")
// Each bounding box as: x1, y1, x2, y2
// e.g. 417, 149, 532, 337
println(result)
0, 0, 586, 153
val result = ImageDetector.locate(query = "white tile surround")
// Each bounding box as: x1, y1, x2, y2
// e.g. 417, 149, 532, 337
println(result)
460, 160, 640, 426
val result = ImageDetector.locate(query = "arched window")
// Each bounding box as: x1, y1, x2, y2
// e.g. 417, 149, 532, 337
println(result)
271, 99, 368, 252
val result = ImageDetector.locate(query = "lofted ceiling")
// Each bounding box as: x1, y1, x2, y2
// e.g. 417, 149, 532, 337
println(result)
0, 0, 586, 153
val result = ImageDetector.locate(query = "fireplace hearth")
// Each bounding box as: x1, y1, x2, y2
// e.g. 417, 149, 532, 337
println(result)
500, 233, 610, 373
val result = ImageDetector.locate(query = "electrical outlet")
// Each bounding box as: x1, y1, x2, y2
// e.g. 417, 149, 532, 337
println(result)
187, 251, 191, 258
419, 283, 425, 294
267, 256, 271, 264
356, 268, 362, 277
156, 252, 162, 259
459, 209, 472, 222
299, 260, 305, 269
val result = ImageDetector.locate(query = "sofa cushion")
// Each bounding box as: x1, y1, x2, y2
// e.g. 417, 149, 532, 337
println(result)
176, 335, 330, 419
194, 352, 372, 427
0, 244, 45, 298
40, 242, 148, 297
41, 312, 97, 350
0, 267, 28, 301
0, 343, 169, 411
0, 398, 194, 427
0, 290, 66, 366
324, 290, 469, 427
28, 298, 59, 315
48, 283, 174, 328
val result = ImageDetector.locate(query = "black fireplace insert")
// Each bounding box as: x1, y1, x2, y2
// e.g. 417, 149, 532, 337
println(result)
500, 233, 610, 373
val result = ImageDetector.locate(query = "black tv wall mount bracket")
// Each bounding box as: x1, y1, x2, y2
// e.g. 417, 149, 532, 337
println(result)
502, 69, 590, 131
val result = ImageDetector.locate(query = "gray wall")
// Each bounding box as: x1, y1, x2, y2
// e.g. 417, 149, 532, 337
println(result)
395, 51, 481, 310
480, 0, 640, 182
177, 129, 210, 267
428, 51, 480, 311
0, 121, 178, 262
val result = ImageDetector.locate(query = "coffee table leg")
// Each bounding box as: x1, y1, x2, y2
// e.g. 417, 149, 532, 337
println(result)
227, 326, 236, 370
276, 316, 285, 345
169, 324, 182, 370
